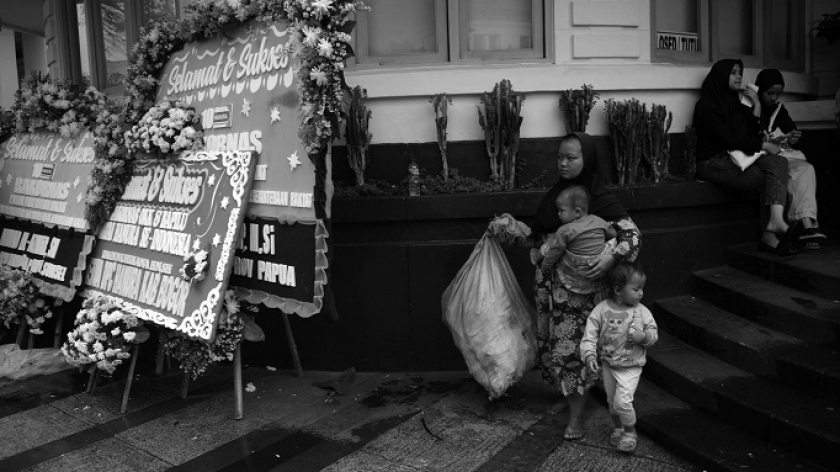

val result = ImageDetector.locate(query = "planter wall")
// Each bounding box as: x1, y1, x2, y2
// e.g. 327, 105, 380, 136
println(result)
243, 130, 839, 372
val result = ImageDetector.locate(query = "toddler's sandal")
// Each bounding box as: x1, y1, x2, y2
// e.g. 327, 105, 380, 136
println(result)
610, 428, 624, 447
617, 431, 638, 454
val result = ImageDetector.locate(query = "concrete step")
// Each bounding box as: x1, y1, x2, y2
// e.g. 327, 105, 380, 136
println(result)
653, 295, 840, 404
640, 331, 840, 470
690, 266, 840, 348
632, 377, 833, 472
725, 240, 840, 301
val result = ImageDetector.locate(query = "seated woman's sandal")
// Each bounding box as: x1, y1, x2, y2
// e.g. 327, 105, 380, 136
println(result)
799, 228, 827, 250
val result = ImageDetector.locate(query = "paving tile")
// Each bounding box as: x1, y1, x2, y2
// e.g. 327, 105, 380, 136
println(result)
50, 376, 179, 424
115, 393, 272, 465
21, 437, 171, 472
0, 405, 90, 460
355, 399, 524, 472
320, 450, 418, 472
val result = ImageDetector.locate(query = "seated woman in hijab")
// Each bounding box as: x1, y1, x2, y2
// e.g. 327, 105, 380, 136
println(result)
694, 59, 804, 256
755, 68, 825, 250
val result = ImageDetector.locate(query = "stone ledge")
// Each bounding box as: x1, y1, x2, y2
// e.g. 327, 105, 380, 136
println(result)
332, 180, 753, 224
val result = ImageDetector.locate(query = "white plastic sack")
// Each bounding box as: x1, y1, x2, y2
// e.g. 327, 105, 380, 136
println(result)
0, 344, 73, 381
442, 233, 538, 400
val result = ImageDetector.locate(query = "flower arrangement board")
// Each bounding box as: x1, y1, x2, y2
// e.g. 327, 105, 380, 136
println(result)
229, 217, 325, 317
154, 21, 330, 317
0, 132, 96, 232
83, 151, 256, 341
0, 215, 93, 302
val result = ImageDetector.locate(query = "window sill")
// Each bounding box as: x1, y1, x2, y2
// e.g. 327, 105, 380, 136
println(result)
345, 63, 819, 99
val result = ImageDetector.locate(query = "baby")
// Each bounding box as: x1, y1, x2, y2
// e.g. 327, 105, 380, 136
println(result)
531, 185, 617, 293
581, 262, 658, 454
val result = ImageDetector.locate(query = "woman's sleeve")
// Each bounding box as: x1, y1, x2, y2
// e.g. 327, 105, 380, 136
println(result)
609, 216, 642, 263
775, 105, 797, 134
696, 106, 762, 152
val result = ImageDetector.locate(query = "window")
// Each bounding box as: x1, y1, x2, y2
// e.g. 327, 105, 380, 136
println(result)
75, 0, 180, 94
354, 0, 553, 67
711, 0, 763, 66
652, 0, 710, 63
652, 0, 804, 72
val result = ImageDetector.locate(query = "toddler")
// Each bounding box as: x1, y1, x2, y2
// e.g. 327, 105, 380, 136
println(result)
581, 262, 658, 454
530, 185, 617, 293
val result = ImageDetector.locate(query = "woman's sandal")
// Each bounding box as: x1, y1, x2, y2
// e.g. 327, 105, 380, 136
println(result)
609, 428, 624, 447
617, 431, 638, 453
799, 228, 827, 250
775, 219, 805, 256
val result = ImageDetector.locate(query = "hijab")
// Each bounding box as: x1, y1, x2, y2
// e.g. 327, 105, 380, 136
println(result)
693, 59, 756, 152
755, 69, 785, 96
532, 132, 628, 237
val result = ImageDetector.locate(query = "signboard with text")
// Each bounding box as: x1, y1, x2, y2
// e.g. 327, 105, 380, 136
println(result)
84, 151, 255, 341
0, 131, 96, 299
155, 21, 329, 317
0, 132, 94, 231
0, 215, 94, 301
656, 31, 700, 52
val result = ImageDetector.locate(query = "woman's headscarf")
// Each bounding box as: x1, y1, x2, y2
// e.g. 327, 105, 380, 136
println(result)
693, 58, 755, 154
532, 132, 628, 236
756, 69, 785, 96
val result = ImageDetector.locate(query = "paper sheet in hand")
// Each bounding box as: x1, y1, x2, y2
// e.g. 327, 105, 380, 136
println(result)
729, 150, 764, 171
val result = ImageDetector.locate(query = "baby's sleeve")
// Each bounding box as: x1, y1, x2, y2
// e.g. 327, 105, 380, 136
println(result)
580, 302, 606, 361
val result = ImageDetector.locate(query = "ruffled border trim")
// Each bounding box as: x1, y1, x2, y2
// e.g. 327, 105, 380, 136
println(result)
232, 217, 327, 318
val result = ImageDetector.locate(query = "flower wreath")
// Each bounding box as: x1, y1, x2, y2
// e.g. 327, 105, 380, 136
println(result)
12, 73, 107, 138
84, 0, 367, 232
61, 294, 148, 374
160, 290, 247, 380
0, 265, 55, 337
180, 247, 210, 282
124, 98, 204, 156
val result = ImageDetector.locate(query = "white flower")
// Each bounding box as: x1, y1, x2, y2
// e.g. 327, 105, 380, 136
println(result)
111, 327, 121, 336
301, 25, 321, 47
309, 67, 328, 86
317, 38, 334, 58
93, 342, 104, 352
311, 0, 333, 15
123, 331, 136, 342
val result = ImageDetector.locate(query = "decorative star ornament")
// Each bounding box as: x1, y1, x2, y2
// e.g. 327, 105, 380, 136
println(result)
73, 176, 80, 188
241, 98, 251, 117
207, 174, 217, 187
76, 193, 84, 203
212, 233, 221, 247
270, 107, 281, 123
287, 151, 301, 171
5, 174, 12, 185
192, 237, 202, 251
221, 196, 230, 209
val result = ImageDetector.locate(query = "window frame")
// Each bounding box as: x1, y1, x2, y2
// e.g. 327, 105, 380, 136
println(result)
650, 0, 711, 64
449, 0, 550, 64
762, 0, 804, 72
353, 0, 449, 66
710, 0, 764, 67
73, 0, 181, 94
351, 0, 554, 69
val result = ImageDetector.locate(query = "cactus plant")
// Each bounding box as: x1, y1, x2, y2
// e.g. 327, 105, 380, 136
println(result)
430, 93, 452, 180
605, 99, 673, 185
345, 86, 372, 186
559, 84, 599, 134
684, 125, 697, 181
477, 79, 525, 190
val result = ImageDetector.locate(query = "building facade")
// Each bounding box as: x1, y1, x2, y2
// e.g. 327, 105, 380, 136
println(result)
1, 0, 838, 133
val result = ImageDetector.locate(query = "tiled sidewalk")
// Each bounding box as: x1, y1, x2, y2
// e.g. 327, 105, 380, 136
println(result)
0, 364, 698, 471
